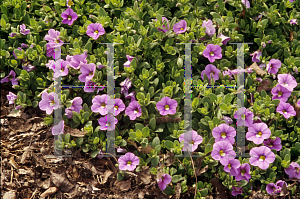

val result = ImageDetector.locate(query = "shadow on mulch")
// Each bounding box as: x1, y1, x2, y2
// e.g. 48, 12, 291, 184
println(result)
1, 87, 299, 199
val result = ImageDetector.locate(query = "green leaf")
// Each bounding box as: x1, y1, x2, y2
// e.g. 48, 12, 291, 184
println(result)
64, 133, 70, 143
149, 117, 156, 130
136, 129, 143, 138
171, 175, 183, 183
76, 137, 84, 146
32, 100, 38, 108
82, 112, 90, 122
117, 172, 124, 181
164, 140, 173, 150
142, 127, 150, 137
152, 137, 160, 147
204, 143, 213, 154
151, 156, 159, 166
209, 93, 217, 103
224, 94, 232, 104
84, 41, 92, 52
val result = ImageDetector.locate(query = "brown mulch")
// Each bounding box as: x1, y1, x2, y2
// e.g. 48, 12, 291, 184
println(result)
1, 87, 299, 199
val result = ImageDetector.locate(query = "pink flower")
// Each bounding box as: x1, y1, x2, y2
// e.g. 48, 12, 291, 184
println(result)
157, 174, 172, 191
173, 20, 187, 34
86, 23, 105, 40
61, 8, 78, 25
118, 152, 140, 171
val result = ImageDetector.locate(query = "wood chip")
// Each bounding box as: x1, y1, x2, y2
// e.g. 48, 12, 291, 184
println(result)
100, 170, 113, 184
175, 182, 182, 199
256, 79, 272, 92
249, 62, 266, 76
40, 187, 58, 198
64, 125, 87, 137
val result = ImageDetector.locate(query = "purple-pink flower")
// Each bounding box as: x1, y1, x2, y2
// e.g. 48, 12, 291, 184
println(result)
266, 180, 288, 195
241, 0, 250, 8
84, 81, 104, 93
52, 120, 64, 135
250, 50, 262, 62
271, 84, 291, 103
1, 70, 18, 85
233, 163, 251, 182
231, 186, 243, 196
211, 141, 236, 166
201, 64, 221, 83
246, 122, 271, 145
217, 33, 231, 45
276, 102, 296, 119
86, 23, 105, 40
20, 24, 30, 35
154, 17, 170, 33
266, 59, 281, 74
202, 19, 215, 37
125, 101, 142, 120
249, 146, 275, 170
98, 114, 118, 131
91, 94, 110, 115
53, 59, 69, 79
212, 124, 236, 145
61, 8, 78, 25
125, 91, 136, 102
263, 137, 282, 151
120, 78, 132, 96
284, 162, 300, 179
222, 116, 233, 125
124, 55, 136, 67
157, 174, 172, 191
277, 73, 297, 91
78, 63, 96, 83
203, 44, 222, 63
297, 99, 300, 107
118, 152, 140, 171
39, 92, 60, 115
173, 20, 187, 34
156, 97, 178, 116
64, 97, 82, 118
107, 98, 125, 116
6, 92, 17, 104
179, 130, 203, 152
224, 159, 240, 174
290, 19, 297, 25
69, 51, 88, 70
234, 107, 254, 127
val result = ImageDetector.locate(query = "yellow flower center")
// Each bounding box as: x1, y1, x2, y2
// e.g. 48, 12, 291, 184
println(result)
256, 131, 263, 137
241, 169, 246, 176
114, 105, 119, 110
50, 100, 56, 106
101, 103, 106, 108
134, 109, 139, 114
106, 123, 111, 127
180, 27, 184, 30
259, 156, 265, 161
89, 71, 93, 76
165, 105, 170, 110
269, 143, 273, 147
8, 75, 13, 80
210, 51, 214, 56
241, 114, 245, 119
189, 141, 194, 145
219, 150, 225, 156
94, 30, 99, 35
68, 0, 73, 6
221, 132, 227, 138
296, 168, 299, 173
278, 91, 282, 97
127, 161, 132, 165
68, 15, 72, 20
228, 164, 231, 169
282, 110, 287, 114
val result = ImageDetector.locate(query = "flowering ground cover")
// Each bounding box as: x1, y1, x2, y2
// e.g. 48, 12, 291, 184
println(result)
1, 0, 300, 198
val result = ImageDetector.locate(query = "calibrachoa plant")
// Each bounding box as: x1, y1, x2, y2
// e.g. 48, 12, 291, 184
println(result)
1, 0, 300, 198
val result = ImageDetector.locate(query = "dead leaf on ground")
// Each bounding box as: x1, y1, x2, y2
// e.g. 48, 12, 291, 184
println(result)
279, 182, 288, 196
64, 125, 87, 137
138, 166, 151, 185
196, 165, 208, 176
290, 30, 294, 42
40, 187, 58, 198
175, 182, 182, 199
210, 178, 227, 199
50, 168, 74, 192
294, 99, 300, 117
195, 157, 204, 176
161, 151, 175, 166
256, 79, 272, 93
249, 62, 266, 76
115, 180, 131, 191
100, 170, 113, 184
